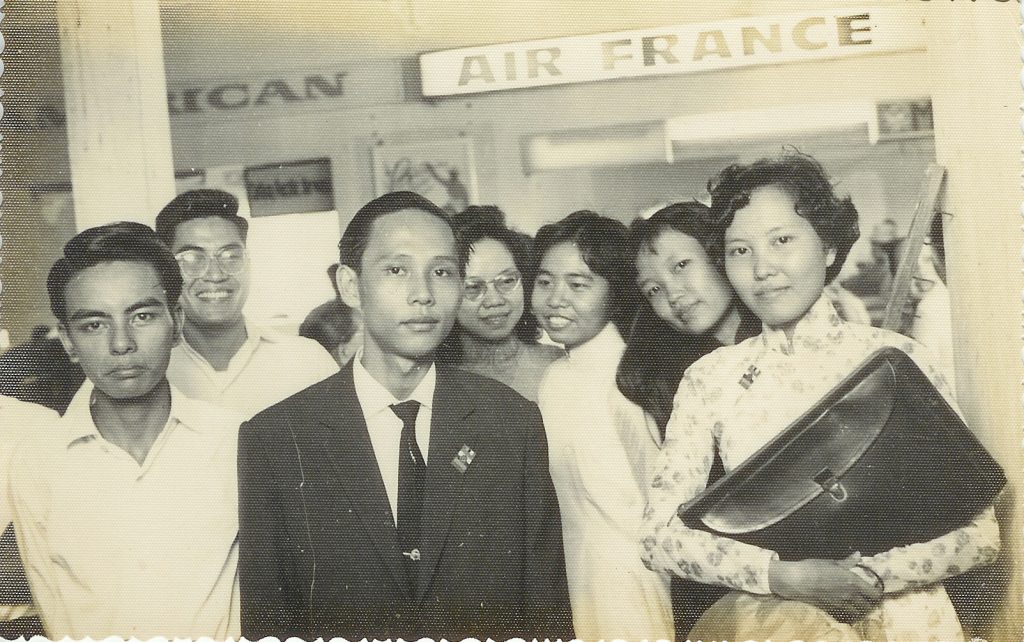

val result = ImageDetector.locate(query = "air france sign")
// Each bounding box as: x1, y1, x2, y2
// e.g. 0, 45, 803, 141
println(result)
420, 8, 925, 97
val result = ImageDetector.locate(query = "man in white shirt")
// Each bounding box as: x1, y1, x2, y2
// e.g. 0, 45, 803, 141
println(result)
0, 395, 57, 637
156, 189, 338, 418
8, 222, 243, 639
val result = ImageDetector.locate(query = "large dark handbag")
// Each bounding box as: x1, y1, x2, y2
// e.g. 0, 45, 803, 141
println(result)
677, 347, 1005, 560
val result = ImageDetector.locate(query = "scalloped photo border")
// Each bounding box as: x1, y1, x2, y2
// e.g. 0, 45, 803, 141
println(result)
0, 2, 1022, 642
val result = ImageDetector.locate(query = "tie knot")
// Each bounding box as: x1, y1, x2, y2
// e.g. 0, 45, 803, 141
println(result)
390, 400, 420, 426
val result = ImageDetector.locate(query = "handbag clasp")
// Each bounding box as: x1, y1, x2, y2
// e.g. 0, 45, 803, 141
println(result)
813, 468, 848, 502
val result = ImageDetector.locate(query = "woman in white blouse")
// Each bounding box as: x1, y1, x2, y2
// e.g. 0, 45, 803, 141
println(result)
640, 154, 999, 642
533, 211, 674, 641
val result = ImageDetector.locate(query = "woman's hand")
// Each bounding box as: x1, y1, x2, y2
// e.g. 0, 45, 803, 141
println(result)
768, 554, 883, 622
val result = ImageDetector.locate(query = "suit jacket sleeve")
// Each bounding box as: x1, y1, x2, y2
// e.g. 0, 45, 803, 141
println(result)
520, 403, 575, 638
237, 418, 307, 639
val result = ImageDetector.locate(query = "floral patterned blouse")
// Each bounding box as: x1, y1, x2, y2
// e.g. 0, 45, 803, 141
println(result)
641, 295, 1000, 641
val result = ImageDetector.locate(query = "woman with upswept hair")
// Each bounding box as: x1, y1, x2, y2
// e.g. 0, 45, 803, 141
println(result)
534, 210, 674, 641
640, 154, 999, 642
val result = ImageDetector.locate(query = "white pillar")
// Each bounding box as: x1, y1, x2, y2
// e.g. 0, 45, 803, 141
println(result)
925, 4, 1021, 639
56, 0, 175, 230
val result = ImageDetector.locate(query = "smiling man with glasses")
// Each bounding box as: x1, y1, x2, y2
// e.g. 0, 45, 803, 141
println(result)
156, 189, 338, 419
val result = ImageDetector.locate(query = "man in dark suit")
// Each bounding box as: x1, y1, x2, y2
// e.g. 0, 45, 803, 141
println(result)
238, 192, 573, 640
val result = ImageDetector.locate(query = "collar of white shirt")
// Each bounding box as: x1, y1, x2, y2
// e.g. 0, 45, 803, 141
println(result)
351, 350, 436, 418
565, 322, 625, 367
351, 351, 437, 524
177, 317, 281, 371
60, 380, 208, 448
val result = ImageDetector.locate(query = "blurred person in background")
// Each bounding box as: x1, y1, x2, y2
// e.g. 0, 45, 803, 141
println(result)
300, 299, 363, 366
300, 263, 363, 366
0, 325, 84, 414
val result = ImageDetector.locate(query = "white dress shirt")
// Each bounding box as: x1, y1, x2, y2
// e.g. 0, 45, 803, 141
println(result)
1, 396, 58, 622
0, 396, 57, 541
537, 323, 673, 641
8, 381, 244, 640
168, 319, 339, 419
352, 352, 436, 526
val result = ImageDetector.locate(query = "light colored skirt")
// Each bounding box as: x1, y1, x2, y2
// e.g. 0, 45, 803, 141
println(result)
690, 587, 965, 642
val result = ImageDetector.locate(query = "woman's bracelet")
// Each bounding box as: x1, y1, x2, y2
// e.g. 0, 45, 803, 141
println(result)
854, 563, 885, 593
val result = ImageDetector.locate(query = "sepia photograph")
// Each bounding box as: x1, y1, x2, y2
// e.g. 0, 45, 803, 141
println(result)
0, 1, 1020, 640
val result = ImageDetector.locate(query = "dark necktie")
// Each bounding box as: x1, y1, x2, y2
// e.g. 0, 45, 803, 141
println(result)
390, 400, 425, 596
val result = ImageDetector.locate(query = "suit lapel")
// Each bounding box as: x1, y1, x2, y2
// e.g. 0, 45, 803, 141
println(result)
313, 366, 407, 595
418, 366, 475, 598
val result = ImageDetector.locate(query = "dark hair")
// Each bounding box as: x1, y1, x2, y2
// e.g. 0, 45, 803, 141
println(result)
436, 207, 540, 363
618, 200, 762, 431
626, 201, 720, 287
47, 222, 183, 323
628, 202, 718, 259
155, 189, 248, 248
30, 325, 50, 342
299, 299, 358, 355
339, 191, 452, 273
534, 210, 635, 332
616, 306, 719, 433
708, 153, 860, 283
616, 302, 761, 435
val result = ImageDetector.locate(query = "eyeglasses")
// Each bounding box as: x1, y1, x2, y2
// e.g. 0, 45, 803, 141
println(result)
174, 247, 247, 278
463, 270, 522, 302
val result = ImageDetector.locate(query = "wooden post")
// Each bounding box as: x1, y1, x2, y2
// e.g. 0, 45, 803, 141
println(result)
924, 3, 1022, 638
56, 0, 175, 229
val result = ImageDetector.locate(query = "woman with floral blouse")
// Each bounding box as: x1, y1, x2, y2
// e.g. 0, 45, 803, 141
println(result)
640, 154, 1000, 642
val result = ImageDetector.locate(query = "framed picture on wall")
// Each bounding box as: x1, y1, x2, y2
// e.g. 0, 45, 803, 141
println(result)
372, 137, 479, 215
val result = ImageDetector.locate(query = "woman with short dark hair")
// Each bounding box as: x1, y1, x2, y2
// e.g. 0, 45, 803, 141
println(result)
641, 154, 999, 642
618, 201, 759, 435
617, 202, 760, 638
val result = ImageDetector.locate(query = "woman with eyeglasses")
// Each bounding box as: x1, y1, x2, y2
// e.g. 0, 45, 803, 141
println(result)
435, 206, 562, 402
533, 211, 674, 641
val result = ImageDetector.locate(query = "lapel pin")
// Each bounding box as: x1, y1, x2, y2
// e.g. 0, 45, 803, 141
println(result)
451, 444, 476, 473
739, 364, 761, 389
